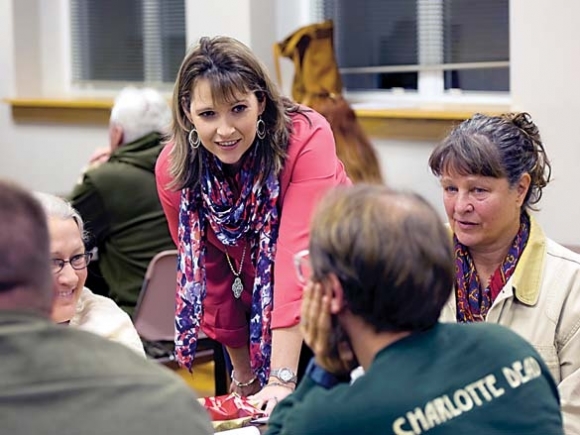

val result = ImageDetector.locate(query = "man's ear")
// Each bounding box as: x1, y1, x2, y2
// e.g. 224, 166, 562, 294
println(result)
326, 274, 345, 315
109, 124, 124, 150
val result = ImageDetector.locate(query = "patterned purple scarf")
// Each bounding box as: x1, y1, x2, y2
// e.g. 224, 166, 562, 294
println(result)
455, 212, 530, 322
175, 145, 280, 386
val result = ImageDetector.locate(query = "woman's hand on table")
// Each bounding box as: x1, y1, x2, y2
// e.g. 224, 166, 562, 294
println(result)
250, 382, 295, 416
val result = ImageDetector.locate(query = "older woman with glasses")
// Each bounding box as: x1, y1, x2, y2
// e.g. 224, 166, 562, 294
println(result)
34, 192, 145, 356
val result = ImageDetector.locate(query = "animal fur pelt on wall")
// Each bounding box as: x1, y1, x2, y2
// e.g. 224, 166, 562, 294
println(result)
274, 20, 384, 184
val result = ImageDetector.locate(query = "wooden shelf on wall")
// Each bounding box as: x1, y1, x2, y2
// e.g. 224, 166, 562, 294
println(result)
4, 97, 510, 141
5, 98, 114, 125
353, 104, 510, 141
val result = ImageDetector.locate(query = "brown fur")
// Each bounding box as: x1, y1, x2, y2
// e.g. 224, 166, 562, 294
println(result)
275, 21, 385, 185
309, 95, 384, 184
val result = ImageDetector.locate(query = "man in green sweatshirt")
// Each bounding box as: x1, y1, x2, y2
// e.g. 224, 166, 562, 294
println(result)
267, 184, 563, 435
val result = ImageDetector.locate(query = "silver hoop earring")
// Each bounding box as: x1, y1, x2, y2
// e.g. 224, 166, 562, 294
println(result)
256, 116, 266, 140
188, 128, 200, 149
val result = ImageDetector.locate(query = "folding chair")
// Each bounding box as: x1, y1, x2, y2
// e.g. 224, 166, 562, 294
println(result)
133, 249, 228, 394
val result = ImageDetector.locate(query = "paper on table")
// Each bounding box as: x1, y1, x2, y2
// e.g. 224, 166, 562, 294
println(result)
215, 426, 261, 435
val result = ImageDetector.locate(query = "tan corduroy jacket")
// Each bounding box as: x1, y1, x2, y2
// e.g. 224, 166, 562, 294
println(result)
441, 216, 580, 434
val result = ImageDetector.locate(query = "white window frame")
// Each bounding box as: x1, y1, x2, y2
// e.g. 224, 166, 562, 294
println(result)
310, 0, 511, 107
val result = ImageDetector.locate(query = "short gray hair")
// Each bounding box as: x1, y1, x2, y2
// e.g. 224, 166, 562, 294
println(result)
110, 86, 172, 144
33, 192, 87, 243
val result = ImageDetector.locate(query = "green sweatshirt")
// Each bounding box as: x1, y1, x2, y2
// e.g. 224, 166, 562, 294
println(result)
0, 311, 213, 434
267, 323, 564, 435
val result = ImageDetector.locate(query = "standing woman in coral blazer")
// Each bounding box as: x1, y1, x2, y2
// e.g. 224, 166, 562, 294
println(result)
155, 36, 350, 414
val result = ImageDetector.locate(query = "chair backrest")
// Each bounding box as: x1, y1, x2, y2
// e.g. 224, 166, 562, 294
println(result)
133, 250, 228, 395
133, 250, 178, 342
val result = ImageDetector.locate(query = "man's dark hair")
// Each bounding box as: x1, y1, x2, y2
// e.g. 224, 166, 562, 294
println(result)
309, 184, 454, 332
0, 180, 52, 305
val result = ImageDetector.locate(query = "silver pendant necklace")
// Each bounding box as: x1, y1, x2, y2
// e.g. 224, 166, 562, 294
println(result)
225, 244, 247, 299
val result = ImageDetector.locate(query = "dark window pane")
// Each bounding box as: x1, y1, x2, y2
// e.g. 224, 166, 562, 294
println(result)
443, 0, 509, 91
343, 73, 418, 91
322, 0, 509, 93
445, 68, 509, 92
71, 0, 185, 84
71, 0, 144, 82
160, 0, 186, 83
443, 0, 509, 64
324, 0, 418, 90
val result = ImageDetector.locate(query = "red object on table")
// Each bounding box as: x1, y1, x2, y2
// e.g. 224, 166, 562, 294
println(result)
200, 393, 264, 421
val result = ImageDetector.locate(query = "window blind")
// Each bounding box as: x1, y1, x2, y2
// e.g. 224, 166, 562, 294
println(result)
314, 0, 509, 92
70, 0, 186, 86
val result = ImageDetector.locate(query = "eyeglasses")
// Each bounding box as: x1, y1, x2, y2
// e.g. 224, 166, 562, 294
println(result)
51, 252, 92, 274
293, 249, 312, 284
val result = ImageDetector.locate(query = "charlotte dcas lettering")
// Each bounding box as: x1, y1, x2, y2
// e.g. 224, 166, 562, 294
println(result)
392, 357, 543, 435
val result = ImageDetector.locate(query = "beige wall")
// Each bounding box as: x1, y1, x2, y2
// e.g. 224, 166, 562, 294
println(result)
510, 0, 580, 244
1, 0, 579, 244
0, 0, 106, 195
186, 0, 276, 76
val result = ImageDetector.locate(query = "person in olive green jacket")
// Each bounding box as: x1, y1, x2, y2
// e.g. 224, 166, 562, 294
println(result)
69, 87, 175, 315
266, 184, 563, 435
0, 179, 213, 435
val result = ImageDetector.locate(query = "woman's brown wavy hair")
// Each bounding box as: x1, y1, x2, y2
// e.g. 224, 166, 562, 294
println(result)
168, 36, 306, 191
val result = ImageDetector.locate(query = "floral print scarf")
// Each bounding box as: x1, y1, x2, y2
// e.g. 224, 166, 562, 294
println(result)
455, 212, 530, 322
175, 146, 280, 386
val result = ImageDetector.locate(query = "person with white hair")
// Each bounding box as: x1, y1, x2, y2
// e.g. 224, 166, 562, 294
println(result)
35, 192, 145, 356
68, 87, 175, 316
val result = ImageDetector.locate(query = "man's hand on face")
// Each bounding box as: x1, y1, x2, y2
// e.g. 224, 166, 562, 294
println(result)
300, 281, 356, 377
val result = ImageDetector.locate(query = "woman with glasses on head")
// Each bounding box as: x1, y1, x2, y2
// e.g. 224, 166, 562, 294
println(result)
34, 192, 145, 356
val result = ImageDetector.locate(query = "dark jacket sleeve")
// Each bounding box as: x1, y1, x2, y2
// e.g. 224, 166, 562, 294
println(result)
265, 376, 350, 435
